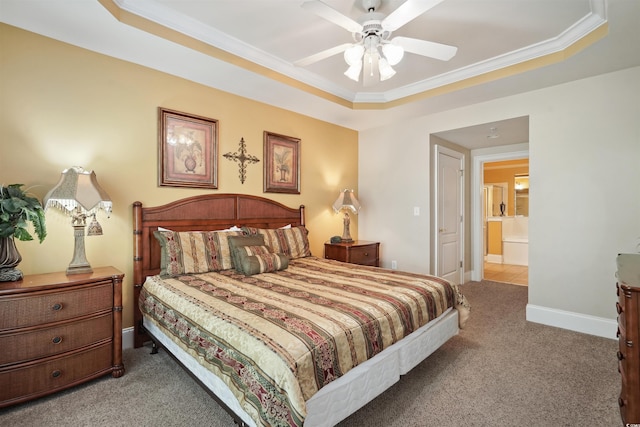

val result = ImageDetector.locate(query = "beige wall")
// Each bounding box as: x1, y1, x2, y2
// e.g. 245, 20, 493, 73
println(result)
0, 24, 358, 329
359, 66, 640, 336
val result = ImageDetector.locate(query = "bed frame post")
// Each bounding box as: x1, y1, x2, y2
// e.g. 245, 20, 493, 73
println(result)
132, 201, 148, 348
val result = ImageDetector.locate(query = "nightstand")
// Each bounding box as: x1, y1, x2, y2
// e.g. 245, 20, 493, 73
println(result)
324, 240, 380, 267
0, 266, 124, 408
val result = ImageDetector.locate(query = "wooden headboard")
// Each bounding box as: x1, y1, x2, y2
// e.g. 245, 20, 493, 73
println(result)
132, 193, 305, 348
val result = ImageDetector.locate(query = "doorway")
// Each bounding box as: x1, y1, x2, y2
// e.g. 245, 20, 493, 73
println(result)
471, 148, 529, 283
482, 159, 529, 285
432, 115, 530, 285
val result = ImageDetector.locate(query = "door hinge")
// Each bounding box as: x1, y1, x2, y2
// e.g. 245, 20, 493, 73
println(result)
460, 261, 463, 268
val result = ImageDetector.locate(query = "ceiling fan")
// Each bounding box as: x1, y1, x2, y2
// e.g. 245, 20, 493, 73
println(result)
295, 0, 457, 86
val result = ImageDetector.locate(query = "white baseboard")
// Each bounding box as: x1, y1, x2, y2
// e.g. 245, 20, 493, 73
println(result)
526, 304, 617, 339
122, 326, 135, 350
463, 269, 472, 284
485, 254, 503, 264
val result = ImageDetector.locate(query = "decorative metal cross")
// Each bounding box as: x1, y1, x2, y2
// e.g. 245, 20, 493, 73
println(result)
223, 137, 260, 184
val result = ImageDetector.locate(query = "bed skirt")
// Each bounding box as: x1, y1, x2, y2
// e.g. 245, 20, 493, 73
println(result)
143, 307, 458, 427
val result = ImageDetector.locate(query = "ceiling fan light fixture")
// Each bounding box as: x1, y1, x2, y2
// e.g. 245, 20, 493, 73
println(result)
344, 61, 362, 81
344, 44, 365, 66
382, 43, 404, 65
378, 57, 396, 81
298, 0, 458, 85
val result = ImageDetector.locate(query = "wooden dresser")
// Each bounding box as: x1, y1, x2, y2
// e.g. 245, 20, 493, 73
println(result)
616, 253, 640, 425
0, 267, 124, 408
324, 240, 380, 267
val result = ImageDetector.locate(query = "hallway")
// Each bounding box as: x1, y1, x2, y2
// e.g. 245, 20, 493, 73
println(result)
484, 262, 528, 286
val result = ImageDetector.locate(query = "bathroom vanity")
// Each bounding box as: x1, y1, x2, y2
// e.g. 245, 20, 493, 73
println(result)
485, 216, 528, 266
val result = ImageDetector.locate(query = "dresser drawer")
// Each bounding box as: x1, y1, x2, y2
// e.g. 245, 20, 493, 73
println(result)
325, 241, 380, 267
0, 313, 113, 366
617, 313, 627, 341
0, 282, 113, 330
618, 347, 627, 380
0, 342, 113, 407
619, 325, 636, 355
348, 245, 378, 266
618, 286, 628, 324
620, 394, 629, 425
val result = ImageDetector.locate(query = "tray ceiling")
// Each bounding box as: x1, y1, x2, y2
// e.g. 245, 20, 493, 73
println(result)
113, 0, 606, 105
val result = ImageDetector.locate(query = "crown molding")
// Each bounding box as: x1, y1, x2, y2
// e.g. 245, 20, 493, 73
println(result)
108, 0, 607, 109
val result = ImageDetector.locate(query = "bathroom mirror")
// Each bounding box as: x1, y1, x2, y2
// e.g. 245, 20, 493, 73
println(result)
484, 183, 508, 217
514, 174, 529, 216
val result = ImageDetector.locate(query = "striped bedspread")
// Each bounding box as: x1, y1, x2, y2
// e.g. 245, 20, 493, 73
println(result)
140, 257, 468, 427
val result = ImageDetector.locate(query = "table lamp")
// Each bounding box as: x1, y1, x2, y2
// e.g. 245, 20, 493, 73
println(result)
332, 189, 361, 243
43, 166, 112, 274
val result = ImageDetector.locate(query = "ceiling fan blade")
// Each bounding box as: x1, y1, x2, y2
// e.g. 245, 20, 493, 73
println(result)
393, 36, 457, 61
294, 43, 353, 67
301, 1, 363, 33
382, 0, 445, 31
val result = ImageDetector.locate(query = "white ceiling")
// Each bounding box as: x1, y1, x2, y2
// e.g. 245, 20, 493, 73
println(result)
126, 0, 600, 102
1, 0, 639, 148
434, 115, 530, 150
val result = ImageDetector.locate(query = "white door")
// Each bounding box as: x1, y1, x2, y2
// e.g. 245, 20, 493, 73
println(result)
435, 146, 464, 285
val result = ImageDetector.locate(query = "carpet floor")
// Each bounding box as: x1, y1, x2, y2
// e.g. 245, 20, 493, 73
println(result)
0, 280, 620, 426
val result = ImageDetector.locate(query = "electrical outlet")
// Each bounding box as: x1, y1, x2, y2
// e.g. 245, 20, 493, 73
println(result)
391, 260, 397, 270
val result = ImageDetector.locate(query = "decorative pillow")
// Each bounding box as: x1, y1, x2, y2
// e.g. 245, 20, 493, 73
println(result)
242, 225, 311, 259
154, 230, 243, 276
233, 245, 289, 276
227, 234, 265, 270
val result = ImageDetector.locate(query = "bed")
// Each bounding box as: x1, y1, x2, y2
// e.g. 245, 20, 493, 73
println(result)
132, 193, 469, 427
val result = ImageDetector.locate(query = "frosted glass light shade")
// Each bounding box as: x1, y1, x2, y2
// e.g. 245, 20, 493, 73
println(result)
378, 58, 396, 81
344, 44, 365, 66
382, 43, 404, 65
344, 62, 362, 82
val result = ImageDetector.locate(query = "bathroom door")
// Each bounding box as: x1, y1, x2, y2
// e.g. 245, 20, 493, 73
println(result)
434, 145, 464, 285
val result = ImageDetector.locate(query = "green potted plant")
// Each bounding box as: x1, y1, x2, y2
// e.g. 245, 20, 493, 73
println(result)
0, 184, 47, 281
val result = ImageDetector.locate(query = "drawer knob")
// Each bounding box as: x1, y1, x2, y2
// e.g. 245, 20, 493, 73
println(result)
52, 303, 63, 311
363, 252, 368, 256
51, 370, 62, 378
52, 336, 63, 344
